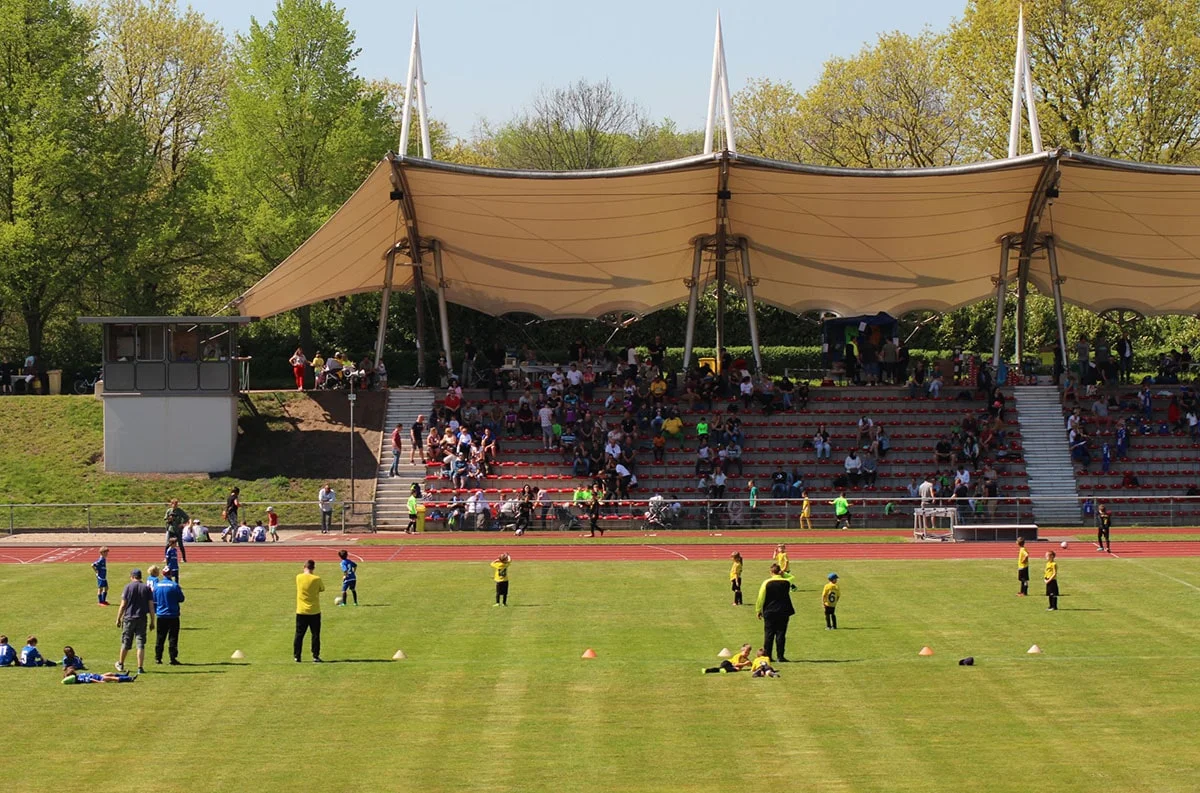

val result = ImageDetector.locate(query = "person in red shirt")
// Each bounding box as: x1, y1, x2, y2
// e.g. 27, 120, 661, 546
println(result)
444, 389, 462, 420
389, 424, 403, 477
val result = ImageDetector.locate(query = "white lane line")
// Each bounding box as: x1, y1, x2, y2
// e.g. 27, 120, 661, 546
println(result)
1111, 552, 1200, 592
19, 549, 60, 565
645, 545, 689, 560
350, 553, 366, 562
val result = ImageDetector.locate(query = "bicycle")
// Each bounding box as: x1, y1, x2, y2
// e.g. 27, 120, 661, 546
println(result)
73, 368, 103, 395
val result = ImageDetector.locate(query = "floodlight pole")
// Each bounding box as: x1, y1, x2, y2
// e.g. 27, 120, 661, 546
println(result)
992, 238, 1011, 367
738, 239, 763, 373
433, 240, 453, 372
399, 15, 433, 158
1045, 235, 1069, 372
1008, 6, 1043, 157
374, 249, 396, 369
682, 240, 703, 371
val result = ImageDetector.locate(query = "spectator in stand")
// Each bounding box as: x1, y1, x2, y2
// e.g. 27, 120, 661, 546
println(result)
444, 385, 463, 420
461, 337, 477, 385
982, 463, 999, 518
1090, 394, 1111, 432
881, 338, 898, 384
724, 440, 743, 476
1075, 336, 1090, 378
789, 468, 805, 497
844, 451, 863, 487
934, 436, 953, 468
961, 434, 981, 470
1070, 427, 1091, 471
771, 468, 789, 498
649, 373, 668, 408
856, 415, 874, 448
409, 415, 426, 464
861, 452, 878, 487
695, 440, 713, 475
1168, 396, 1185, 433
647, 335, 666, 370
928, 372, 944, 399
777, 375, 794, 410
581, 364, 596, 401
1116, 333, 1134, 383
517, 403, 535, 437
906, 368, 924, 399
813, 425, 832, 460
662, 412, 684, 444
795, 380, 810, 411
652, 432, 666, 463
389, 424, 404, 478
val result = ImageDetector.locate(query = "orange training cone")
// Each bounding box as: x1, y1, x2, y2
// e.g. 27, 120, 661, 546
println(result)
1027, 644, 1042, 654
581, 648, 597, 659
918, 646, 934, 656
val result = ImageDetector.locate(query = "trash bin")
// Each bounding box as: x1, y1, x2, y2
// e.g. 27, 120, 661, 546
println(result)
416, 503, 426, 533
47, 369, 62, 395
699, 356, 717, 372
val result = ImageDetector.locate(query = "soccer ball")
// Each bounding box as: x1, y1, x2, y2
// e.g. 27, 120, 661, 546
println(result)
334, 597, 343, 606
1060, 541, 1069, 549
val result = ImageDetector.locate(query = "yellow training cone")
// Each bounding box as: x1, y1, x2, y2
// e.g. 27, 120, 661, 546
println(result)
717, 648, 732, 658
393, 650, 407, 660
918, 646, 934, 656
231, 650, 245, 660
581, 648, 597, 659
1027, 644, 1042, 654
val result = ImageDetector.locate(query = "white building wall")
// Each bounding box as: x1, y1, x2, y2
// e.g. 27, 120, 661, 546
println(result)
103, 395, 238, 473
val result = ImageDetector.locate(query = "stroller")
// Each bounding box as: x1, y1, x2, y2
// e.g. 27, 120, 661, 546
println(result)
641, 495, 677, 530
554, 503, 582, 531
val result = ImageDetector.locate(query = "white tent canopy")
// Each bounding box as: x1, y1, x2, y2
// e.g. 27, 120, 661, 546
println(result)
234, 148, 1200, 370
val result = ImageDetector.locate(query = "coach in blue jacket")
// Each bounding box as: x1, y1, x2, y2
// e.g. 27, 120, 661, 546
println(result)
153, 571, 185, 666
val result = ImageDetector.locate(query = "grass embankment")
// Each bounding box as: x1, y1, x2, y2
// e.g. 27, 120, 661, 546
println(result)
1, 558, 1198, 792
0, 393, 381, 530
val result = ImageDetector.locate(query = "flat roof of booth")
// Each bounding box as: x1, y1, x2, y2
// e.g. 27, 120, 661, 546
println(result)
78, 316, 257, 325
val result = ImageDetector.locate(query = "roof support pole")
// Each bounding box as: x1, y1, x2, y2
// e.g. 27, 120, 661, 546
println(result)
738, 239, 763, 373
374, 249, 397, 369
1046, 235, 1069, 376
399, 15, 432, 158
412, 262, 427, 385
702, 14, 737, 154
433, 240, 453, 373
1014, 272, 1027, 368
992, 237, 1011, 367
682, 240, 704, 371
715, 240, 726, 374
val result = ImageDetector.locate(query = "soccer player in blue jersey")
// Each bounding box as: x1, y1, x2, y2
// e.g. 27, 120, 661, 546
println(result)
0, 635, 16, 666
61, 646, 85, 670
337, 550, 358, 606
92, 546, 110, 606
165, 537, 181, 581
19, 636, 52, 667
62, 667, 136, 684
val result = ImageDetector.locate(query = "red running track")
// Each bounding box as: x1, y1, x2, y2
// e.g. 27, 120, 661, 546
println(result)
1, 542, 1198, 564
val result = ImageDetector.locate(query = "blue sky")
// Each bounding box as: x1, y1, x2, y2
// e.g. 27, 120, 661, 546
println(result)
196, 0, 969, 138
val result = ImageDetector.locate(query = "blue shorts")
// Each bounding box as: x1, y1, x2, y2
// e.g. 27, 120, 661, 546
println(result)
342, 579, 356, 591
96, 578, 108, 589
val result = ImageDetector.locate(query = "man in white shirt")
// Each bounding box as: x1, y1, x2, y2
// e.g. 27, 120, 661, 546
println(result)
318, 484, 336, 534
843, 451, 863, 486
712, 470, 727, 499
466, 490, 489, 530
856, 416, 874, 448
917, 475, 937, 530
566, 363, 583, 388
956, 466, 971, 487
550, 367, 565, 388
604, 441, 622, 460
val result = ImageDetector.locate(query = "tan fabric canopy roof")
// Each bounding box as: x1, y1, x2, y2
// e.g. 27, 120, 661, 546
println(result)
235, 149, 1200, 320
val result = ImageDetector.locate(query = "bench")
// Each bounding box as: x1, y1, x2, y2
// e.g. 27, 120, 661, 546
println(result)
952, 523, 1038, 542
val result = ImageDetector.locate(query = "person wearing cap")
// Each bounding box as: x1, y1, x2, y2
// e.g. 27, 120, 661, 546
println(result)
294, 560, 325, 662
153, 568, 185, 665
116, 569, 155, 674
755, 564, 795, 663
822, 573, 841, 630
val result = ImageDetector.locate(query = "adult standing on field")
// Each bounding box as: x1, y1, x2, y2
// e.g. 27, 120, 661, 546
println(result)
318, 484, 336, 534
153, 570, 185, 665
389, 424, 403, 478
116, 569, 154, 674
294, 560, 325, 662
224, 487, 240, 535
289, 347, 308, 391
164, 498, 189, 563
755, 563, 794, 663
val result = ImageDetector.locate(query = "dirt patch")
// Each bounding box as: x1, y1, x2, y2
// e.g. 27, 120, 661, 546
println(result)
232, 391, 385, 495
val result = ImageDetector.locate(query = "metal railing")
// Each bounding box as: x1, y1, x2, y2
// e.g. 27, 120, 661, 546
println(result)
415, 494, 1200, 531
2, 500, 376, 534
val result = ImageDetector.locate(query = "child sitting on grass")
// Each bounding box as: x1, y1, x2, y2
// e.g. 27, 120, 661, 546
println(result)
751, 648, 780, 678
703, 644, 753, 675
60, 646, 85, 670
62, 666, 137, 684
0, 635, 16, 666
19, 636, 53, 667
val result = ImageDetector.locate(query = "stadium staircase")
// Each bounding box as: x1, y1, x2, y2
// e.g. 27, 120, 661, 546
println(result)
373, 387, 436, 529
421, 385, 1035, 529
1014, 385, 1082, 526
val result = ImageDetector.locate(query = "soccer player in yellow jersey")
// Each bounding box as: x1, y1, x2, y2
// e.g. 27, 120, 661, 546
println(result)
751, 648, 779, 678
799, 490, 812, 530
490, 553, 511, 607
821, 573, 840, 630
702, 643, 753, 674
773, 544, 796, 589
1016, 538, 1030, 596
729, 552, 743, 606
1044, 551, 1059, 611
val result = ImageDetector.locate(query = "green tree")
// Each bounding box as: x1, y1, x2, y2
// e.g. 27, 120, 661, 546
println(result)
212, 0, 395, 349
0, 0, 148, 358
948, 0, 1200, 162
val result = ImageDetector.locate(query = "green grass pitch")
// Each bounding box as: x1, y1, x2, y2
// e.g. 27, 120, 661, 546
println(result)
2, 558, 1199, 792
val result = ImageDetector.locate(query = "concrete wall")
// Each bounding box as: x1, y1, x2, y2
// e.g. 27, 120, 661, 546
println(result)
103, 394, 237, 473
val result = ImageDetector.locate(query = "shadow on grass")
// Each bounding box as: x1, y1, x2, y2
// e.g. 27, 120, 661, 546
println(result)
326, 659, 395, 664
180, 627, 209, 631
831, 627, 879, 631
348, 604, 390, 608
509, 604, 544, 608
179, 661, 250, 667
1059, 607, 1103, 611
158, 670, 229, 675
796, 658, 866, 664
